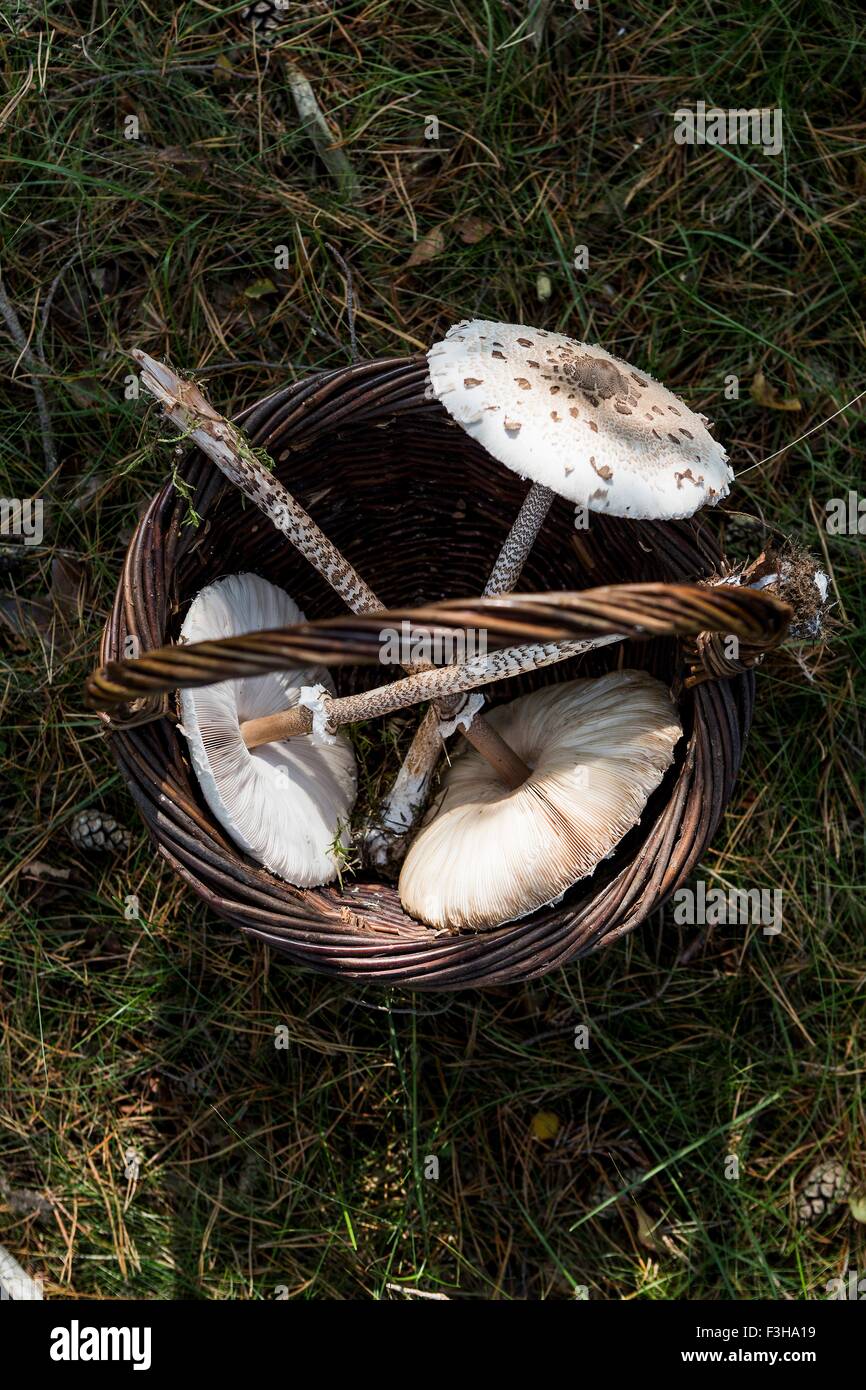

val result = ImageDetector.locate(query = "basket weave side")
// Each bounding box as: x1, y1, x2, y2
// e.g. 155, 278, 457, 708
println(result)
97, 357, 761, 989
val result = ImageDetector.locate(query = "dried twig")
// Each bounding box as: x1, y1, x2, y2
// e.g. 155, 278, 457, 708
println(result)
385, 1282, 450, 1300
0, 272, 57, 474
326, 242, 358, 361
285, 62, 359, 199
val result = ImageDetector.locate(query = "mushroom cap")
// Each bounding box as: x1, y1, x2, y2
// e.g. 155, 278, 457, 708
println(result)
427, 319, 732, 519
399, 671, 682, 931
179, 573, 356, 887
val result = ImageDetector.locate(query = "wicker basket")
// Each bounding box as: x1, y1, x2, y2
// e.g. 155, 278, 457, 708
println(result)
90, 356, 790, 989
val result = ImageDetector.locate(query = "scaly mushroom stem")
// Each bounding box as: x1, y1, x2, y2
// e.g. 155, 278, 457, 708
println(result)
133, 350, 380, 612
134, 350, 531, 785
455, 716, 528, 789
240, 633, 622, 750
484, 481, 554, 594
367, 479, 556, 866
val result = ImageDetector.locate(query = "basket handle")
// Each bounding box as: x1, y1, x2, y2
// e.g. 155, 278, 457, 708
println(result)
86, 581, 791, 718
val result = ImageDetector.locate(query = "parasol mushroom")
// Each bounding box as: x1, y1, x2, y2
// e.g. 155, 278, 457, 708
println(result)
427, 320, 732, 523
398, 670, 683, 931
368, 319, 732, 866
178, 573, 357, 886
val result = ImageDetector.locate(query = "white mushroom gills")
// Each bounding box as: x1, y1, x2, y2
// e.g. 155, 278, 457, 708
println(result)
398, 671, 683, 931
179, 574, 357, 887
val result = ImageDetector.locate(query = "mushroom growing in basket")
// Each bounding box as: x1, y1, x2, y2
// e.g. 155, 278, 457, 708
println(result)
178, 573, 357, 887
398, 670, 683, 931
370, 319, 733, 865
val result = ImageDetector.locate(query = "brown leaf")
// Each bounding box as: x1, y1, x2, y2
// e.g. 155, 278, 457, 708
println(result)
750, 370, 801, 411
404, 226, 446, 267
146, 147, 210, 176
634, 1200, 666, 1254
456, 216, 494, 245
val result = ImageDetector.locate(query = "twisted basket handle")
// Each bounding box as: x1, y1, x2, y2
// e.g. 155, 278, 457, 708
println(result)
86, 581, 791, 717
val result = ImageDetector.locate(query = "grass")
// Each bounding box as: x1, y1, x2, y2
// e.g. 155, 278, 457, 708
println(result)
1, 0, 864, 1300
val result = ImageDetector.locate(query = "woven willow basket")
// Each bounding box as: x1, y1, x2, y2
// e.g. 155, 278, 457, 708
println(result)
92, 356, 790, 989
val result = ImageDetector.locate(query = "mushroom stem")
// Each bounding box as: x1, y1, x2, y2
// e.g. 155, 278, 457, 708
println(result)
366, 479, 556, 866
134, 350, 531, 785
239, 633, 622, 750
483, 481, 554, 595
133, 350, 380, 613
457, 717, 529, 790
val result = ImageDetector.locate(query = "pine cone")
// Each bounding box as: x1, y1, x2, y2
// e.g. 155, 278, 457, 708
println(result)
241, 1, 327, 39
797, 1159, 852, 1226
242, 1, 283, 37
69, 809, 132, 854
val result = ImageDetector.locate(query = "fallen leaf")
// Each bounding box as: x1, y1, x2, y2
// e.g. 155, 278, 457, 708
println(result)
147, 147, 211, 175
243, 278, 278, 300
404, 226, 445, 268
634, 1200, 667, 1254
750, 370, 801, 411
531, 1110, 560, 1141
849, 1190, 866, 1223
456, 216, 494, 245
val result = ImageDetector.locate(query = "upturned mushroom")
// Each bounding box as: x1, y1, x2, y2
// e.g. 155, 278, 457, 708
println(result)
178, 573, 357, 886
369, 319, 732, 866
398, 670, 683, 931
